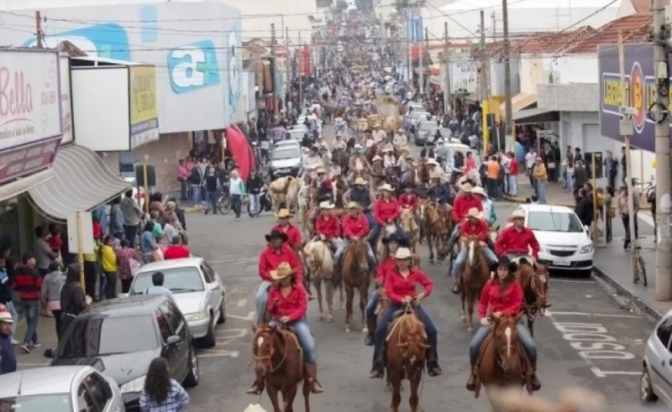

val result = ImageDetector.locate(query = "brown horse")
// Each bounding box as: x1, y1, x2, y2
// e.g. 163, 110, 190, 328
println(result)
419, 200, 452, 264
332, 148, 349, 175
385, 305, 429, 412
460, 236, 491, 333
251, 324, 311, 412
475, 313, 534, 410
516, 260, 550, 337
364, 144, 378, 165
418, 161, 431, 185
399, 207, 420, 257
341, 240, 370, 333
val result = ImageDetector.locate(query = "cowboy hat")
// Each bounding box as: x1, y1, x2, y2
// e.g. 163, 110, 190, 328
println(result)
353, 176, 368, 185
461, 183, 474, 193
382, 146, 393, 153
275, 208, 293, 219
378, 184, 394, 192
496, 256, 518, 273
265, 229, 288, 243
472, 186, 487, 197
372, 155, 383, 162
466, 207, 483, 219
270, 262, 295, 281
347, 201, 363, 209
382, 233, 409, 247
394, 247, 413, 260
430, 171, 441, 179
315, 166, 326, 174
426, 158, 439, 166
510, 209, 526, 220
319, 201, 335, 209
354, 144, 363, 149
0, 310, 12, 324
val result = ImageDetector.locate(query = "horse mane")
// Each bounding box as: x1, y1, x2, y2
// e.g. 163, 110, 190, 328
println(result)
343, 241, 368, 268
394, 313, 429, 354
516, 261, 536, 288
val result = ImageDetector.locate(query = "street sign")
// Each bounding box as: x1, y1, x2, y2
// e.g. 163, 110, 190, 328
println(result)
619, 115, 633, 136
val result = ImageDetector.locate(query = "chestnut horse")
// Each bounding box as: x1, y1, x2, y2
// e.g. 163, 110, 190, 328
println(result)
460, 236, 491, 333
516, 260, 550, 337
251, 324, 311, 412
419, 200, 451, 264
341, 240, 370, 333
385, 305, 429, 412
475, 313, 534, 410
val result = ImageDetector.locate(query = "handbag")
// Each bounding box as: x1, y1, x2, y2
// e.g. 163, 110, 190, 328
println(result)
548, 162, 556, 169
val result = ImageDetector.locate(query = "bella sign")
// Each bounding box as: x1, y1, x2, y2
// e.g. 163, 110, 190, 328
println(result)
0, 50, 62, 152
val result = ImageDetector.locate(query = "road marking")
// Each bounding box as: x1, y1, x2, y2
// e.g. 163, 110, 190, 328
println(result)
550, 279, 596, 284
546, 310, 641, 319
590, 367, 640, 377
228, 311, 256, 321
237, 298, 247, 307
216, 328, 248, 339
198, 349, 240, 358
18, 363, 50, 366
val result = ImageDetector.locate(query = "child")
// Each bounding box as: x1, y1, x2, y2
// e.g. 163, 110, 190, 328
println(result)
47, 224, 63, 266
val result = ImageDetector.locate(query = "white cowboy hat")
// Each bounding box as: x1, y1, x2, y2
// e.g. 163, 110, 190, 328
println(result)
510, 209, 526, 220
379, 184, 394, 192
270, 262, 295, 281
471, 186, 487, 197
0, 310, 13, 324
461, 183, 474, 193
466, 207, 483, 219
426, 158, 439, 166
372, 155, 382, 162
382, 146, 393, 153
394, 247, 413, 260
275, 208, 293, 219
315, 166, 326, 174
354, 144, 363, 149
347, 201, 363, 209
430, 171, 441, 179
354, 176, 367, 185
319, 201, 335, 209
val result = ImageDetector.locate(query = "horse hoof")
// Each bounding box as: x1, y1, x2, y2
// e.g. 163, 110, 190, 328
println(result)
467, 326, 474, 333
362, 327, 368, 333
460, 316, 466, 323
345, 327, 350, 333
327, 316, 334, 323
317, 315, 324, 321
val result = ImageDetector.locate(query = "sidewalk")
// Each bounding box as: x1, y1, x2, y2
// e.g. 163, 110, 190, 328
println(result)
10, 311, 59, 369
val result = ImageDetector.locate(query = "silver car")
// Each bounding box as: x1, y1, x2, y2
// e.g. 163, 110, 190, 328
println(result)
641, 310, 672, 406
128, 257, 226, 348
0, 366, 125, 412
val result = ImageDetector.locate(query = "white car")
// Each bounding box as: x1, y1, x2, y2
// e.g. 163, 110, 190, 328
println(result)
0, 366, 125, 412
128, 257, 226, 347
641, 310, 672, 407
516, 204, 594, 276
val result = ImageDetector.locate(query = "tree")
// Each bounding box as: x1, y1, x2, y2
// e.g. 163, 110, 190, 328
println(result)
394, 0, 412, 12
335, 0, 348, 11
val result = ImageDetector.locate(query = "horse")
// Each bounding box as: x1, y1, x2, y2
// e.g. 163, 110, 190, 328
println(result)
251, 324, 311, 412
385, 305, 429, 412
298, 185, 311, 234
376, 223, 398, 261
419, 200, 451, 264
332, 149, 349, 175
341, 240, 370, 333
399, 207, 420, 257
459, 236, 491, 333
304, 241, 343, 322
364, 144, 378, 165
516, 259, 550, 337
269, 176, 294, 212
475, 313, 534, 410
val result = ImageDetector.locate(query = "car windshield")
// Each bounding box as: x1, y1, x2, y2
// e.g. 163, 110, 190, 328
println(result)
527, 211, 584, 233
131, 267, 204, 295
272, 149, 300, 160
419, 121, 435, 131
58, 315, 158, 358
413, 112, 429, 119
286, 131, 305, 140
0, 395, 71, 412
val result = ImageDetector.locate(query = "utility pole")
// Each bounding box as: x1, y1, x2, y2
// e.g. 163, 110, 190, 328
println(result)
407, 9, 412, 86
443, 21, 450, 115
491, 11, 497, 38
502, 0, 514, 150
35, 11, 44, 49
286, 26, 290, 111
479, 10, 488, 103
298, 31, 303, 106
420, 27, 427, 96
270, 23, 277, 117
653, 1, 672, 300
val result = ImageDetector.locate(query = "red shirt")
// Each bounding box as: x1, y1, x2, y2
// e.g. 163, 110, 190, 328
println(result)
315, 214, 341, 239
398, 193, 419, 211
48, 235, 63, 252
384, 268, 433, 305
258, 244, 304, 284
376, 256, 396, 284
464, 157, 476, 173
164, 245, 191, 260
460, 220, 489, 243
478, 279, 524, 318
452, 194, 483, 223
510, 158, 519, 176
13, 266, 43, 301
374, 199, 400, 226
495, 226, 540, 258
341, 214, 369, 240
92, 222, 102, 240
271, 224, 303, 249
267, 284, 308, 322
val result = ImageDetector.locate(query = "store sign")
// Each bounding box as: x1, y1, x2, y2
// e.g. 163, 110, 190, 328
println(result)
167, 39, 221, 94
0, 50, 62, 152
450, 61, 477, 94
129, 66, 159, 148
0, 136, 60, 184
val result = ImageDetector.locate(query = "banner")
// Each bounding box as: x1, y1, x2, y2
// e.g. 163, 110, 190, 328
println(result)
451, 61, 477, 94
129, 65, 159, 148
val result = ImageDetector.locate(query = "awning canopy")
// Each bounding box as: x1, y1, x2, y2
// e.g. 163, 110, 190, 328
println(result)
513, 108, 560, 124
0, 169, 55, 204
28, 145, 132, 220
500, 93, 537, 114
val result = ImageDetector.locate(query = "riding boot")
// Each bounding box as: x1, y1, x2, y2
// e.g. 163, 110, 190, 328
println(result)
530, 360, 541, 391
364, 316, 376, 346
369, 344, 385, 379
426, 349, 442, 377
306, 364, 324, 394
451, 275, 462, 294
246, 378, 265, 395
466, 363, 477, 392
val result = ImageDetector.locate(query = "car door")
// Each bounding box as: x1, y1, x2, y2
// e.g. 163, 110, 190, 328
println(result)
160, 301, 190, 381
75, 379, 100, 412
83, 372, 116, 412
201, 262, 223, 318
651, 316, 672, 403
156, 308, 182, 381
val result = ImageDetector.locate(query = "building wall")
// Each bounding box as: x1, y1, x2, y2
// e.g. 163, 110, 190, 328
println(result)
519, 57, 548, 95
489, 57, 520, 96
537, 83, 599, 112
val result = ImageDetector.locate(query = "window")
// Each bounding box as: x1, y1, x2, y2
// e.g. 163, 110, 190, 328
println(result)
202, 262, 217, 283
656, 317, 672, 350
131, 267, 205, 295
0, 395, 71, 412
84, 373, 111, 410
527, 211, 584, 233
76, 383, 97, 412
156, 310, 173, 342
160, 301, 182, 335
272, 148, 300, 160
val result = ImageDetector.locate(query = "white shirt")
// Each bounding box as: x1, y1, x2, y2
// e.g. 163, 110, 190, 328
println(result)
393, 133, 407, 147
383, 154, 395, 168
525, 153, 536, 169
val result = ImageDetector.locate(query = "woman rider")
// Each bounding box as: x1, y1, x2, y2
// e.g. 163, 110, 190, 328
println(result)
247, 262, 324, 395
466, 256, 541, 392
370, 184, 407, 246
364, 233, 407, 346
370, 247, 442, 378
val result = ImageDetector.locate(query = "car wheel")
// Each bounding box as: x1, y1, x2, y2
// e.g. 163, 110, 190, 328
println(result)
200, 315, 216, 348
640, 366, 658, 404
217, 299, 226, 324
183, 346, 200, 388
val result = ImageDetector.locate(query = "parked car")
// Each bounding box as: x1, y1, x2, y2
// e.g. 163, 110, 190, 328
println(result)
285, 128, 308, 142
270, 145, 303, 179
642, 310, 672, 407
415, 120, 437, 146
48, 295, 200, 410
515, 204, 594, 276
128, 257, 226, 347
0, 366, 125, 412
409, 110, 430, 126
428, 126, 452, 143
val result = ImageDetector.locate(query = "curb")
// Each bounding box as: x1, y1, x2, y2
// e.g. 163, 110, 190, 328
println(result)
591, 265, 663, 321
501, 195, 652, 210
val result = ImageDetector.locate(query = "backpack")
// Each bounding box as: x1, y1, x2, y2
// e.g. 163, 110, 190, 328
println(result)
189, 167, 201, 185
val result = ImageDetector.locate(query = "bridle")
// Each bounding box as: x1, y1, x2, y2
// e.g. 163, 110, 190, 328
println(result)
253, 331, 289, 373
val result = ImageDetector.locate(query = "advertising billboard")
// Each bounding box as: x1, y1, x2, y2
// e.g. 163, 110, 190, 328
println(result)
129, 66, 159, 148
0, 2, 242, 134
598, 43, 672, 152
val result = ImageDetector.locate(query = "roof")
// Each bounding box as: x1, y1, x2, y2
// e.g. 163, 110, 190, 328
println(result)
136, 257, 205, 274
0, 366, 92, 397
563, 13, 652, 54
630, 0, 652, 13
84, 295, 168, 317
519, 204, 575, 214
514, 26, 597, 54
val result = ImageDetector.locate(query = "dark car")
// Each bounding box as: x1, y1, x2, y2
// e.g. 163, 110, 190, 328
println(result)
49, 295, 199, 411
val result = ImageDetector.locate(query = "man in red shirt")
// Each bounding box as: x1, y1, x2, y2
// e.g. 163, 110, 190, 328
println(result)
398, 184, 419, 212
451, 183, 483, 224
314, 202, 341, 250
335, 202, 376, 269
256, 230, 304, 325
371, 184, 406, 247
463, 151, 476, 174
450, 208, 498, 293
508, 151, 519, 197
495, 209, 540, 259
271, 208, 303, 251
163, 236, 191, 260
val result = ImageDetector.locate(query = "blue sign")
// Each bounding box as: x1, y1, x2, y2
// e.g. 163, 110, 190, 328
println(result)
167, 39, 221, 94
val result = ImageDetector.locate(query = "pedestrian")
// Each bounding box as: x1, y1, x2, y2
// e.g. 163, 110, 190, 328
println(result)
59, 264, 89, 339
247, 169, 264, 217
152, 234, 166, 262
13, 252, 42, 353
189, 159, 204, 207
100, 235, 119, 300
605, 186, 615, 243
204, 166, 219, 215
485, 156, 500, 199
33, 226, 56, 277
573, 160, 587, 201
116, 239, 138, 293
508, 151, 519, 197
228, 170, 246, 221
525, 148, 536, 191
164, 236, 191, 260
162, 215, 180, 244
141, 221, 158, 264
0, 306, 16, 375
176, 159, 190, 201
109, 197, 125, 241
0, 248, 17, 345
140, 357, 190, 412
574, 189, 594, 230
40, 262, 65, 341
532, 157, 548, 204
618, 185, 639, 249
121, 189, 143, 248
564, 154, 575, 194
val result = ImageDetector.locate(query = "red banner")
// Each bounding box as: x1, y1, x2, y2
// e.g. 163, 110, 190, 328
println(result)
0, 136, 60, 184
301, 46, 311, 76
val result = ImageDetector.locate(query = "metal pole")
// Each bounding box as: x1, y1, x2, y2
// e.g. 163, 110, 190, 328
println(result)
653, 0, 672, 300
299, 31, 303, 106
444, 21, 450, 115
480, 10, 487, 103
502, 0, 514, 150
76, 211, 85, 289
143, 164, 150, 213
270, 23, 277, 117
419, 27, 426, 96
286, 26, 290, 107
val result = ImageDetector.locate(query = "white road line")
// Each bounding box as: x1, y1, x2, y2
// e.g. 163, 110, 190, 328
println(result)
198, 350, 240, 358
550, 279, 596, 284
546, 310, 641, 319
18, 363, 50, 366
227, 311, 256, 321
237, 298, 247, 307
590, 367, 640, 377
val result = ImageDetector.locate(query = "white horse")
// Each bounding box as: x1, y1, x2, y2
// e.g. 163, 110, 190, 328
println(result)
304, 240, 342, 321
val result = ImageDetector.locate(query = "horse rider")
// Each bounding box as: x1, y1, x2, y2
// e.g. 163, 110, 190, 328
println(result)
393, 128, 407, 147
451, 182, 483, 232
364, 233, 406, 346
420, 140, 436, 160
335, 201, 377, 268
314, 201, 341, 252
370, 156, 385, 186
247, 262, 324, 395
382, 146, 395, 169
424, 158, 447, 183
427, 172, 450, 213
369, 247, 442, 378
348, 144, 370, 176
472, 186, 497, 226
272, 209, 303, 251
435, 139, 452, 170
371, 184, 407, 244
304, 146, 323, 170
256, 230, 305, 325
398, 153, 414, 180
333, 133, 347, 150
450, 208, 499, 293
466, 256, 540, 392
494, 209, 541, 261
343, 176, 377, 232
398, 184, 419, 212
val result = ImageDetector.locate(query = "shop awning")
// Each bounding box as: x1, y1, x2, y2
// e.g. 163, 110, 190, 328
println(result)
0, 169, 55, 203
500, 93, 537, 114
28, 145, 132, 220
513, 108, 560, 124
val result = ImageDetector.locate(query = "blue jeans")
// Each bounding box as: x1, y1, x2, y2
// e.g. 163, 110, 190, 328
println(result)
487, 178, 499, 199
451, 245, 498, 278
206, 191, 218, 213
469, 322, 537, 365
566, 173, 574, 193
123, 225, 138, 248
508, 175, 518, 196
365, 289, 380, 322
369, 222, 407, 247
230, 194, 242, 218
255, 281, 273, 325
22, 300, 39, 345
536, 181, 547, 204
269, 318, 317, 364
5, 301, 17, 335
334, 239, 376, 265
249, 193, 261, 215
191, 184, 201, 205
372, 303, 438, 371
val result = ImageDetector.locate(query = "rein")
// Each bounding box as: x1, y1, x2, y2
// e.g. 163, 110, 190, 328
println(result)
253, 332, 290, 373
